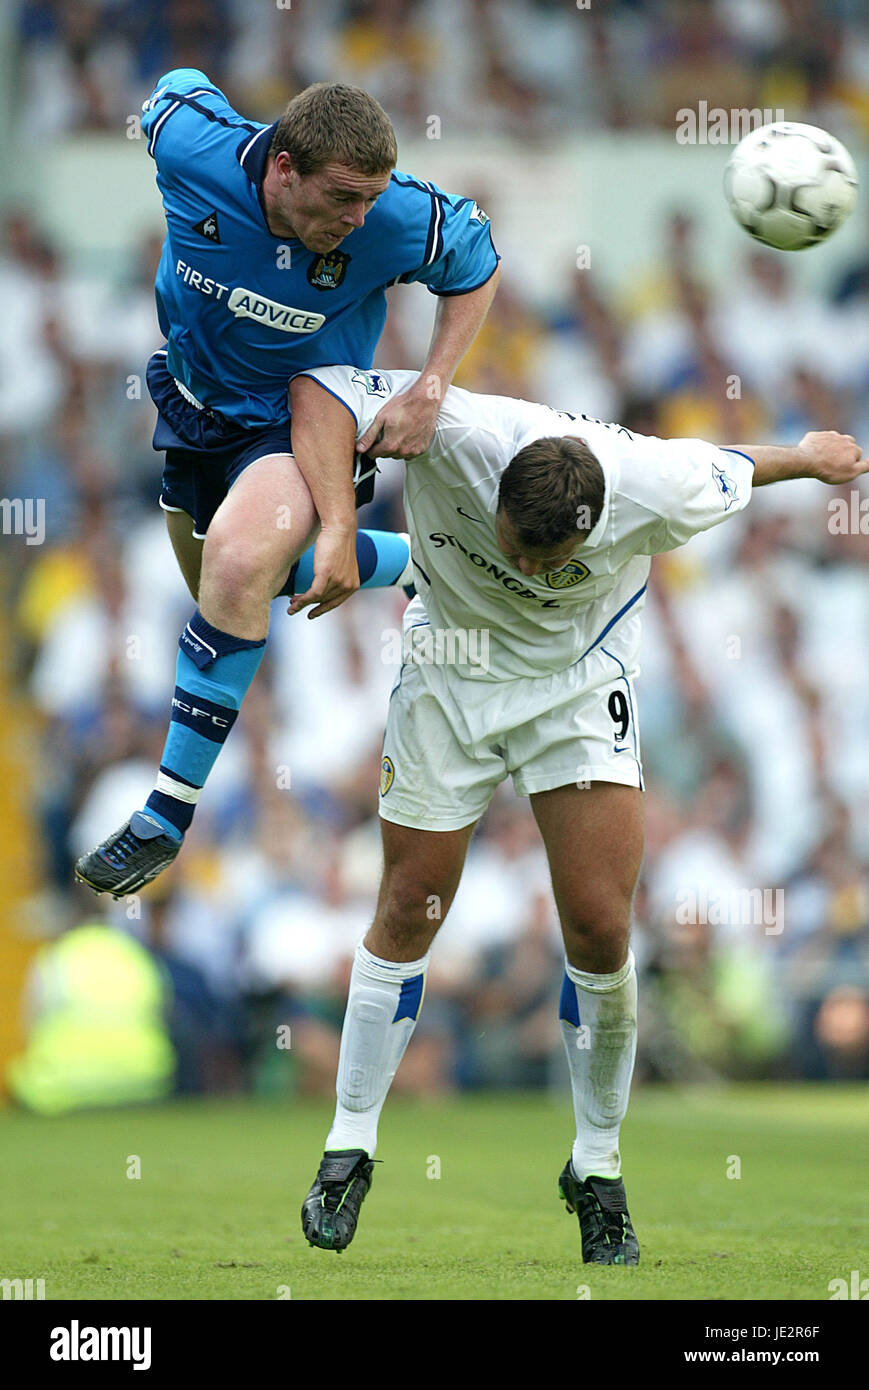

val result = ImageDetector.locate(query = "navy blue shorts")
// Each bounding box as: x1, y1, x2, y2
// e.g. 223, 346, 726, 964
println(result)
147, 350, 376, 538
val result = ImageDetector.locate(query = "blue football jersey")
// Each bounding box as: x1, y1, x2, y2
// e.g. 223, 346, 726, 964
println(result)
140, 69, 500, 427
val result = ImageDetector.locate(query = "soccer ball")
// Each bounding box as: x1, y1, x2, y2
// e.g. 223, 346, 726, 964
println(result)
724, 121, 858, 251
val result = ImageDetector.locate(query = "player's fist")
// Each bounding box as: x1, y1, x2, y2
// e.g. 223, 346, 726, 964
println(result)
288, 525, 359, 619
798, 431, 869, 485
357, 386, 440, 460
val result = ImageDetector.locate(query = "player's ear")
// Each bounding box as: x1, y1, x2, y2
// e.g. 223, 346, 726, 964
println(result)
274, 150, 295, 184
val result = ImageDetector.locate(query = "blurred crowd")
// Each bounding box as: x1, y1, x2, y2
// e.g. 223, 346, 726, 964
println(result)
4, 1, 869, 1111
14, 0, 869, 147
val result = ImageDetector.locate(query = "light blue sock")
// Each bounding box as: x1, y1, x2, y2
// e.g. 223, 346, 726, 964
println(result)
143, 610, 266, 839
282, 530, 412, 596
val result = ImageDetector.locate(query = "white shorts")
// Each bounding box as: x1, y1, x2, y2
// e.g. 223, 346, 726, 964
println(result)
378, 604, 644, 831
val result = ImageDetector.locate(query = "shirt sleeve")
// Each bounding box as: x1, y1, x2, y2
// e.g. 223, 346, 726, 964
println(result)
141, 68, 260, 171
394, 182, 500, 296
624, 438, 756, 553
290, 365, 410, 442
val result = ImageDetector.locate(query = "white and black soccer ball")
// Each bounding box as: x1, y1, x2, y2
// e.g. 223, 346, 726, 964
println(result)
724, 121, 858, 251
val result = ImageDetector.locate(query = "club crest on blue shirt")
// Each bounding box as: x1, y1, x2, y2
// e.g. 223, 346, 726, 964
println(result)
306, 250, 351, 290
544, 560, 590, 589
351, 369, 390, 397
712, 460, 738, 509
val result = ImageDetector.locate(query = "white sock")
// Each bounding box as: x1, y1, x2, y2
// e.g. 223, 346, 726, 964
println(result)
559, 951, 638, 1181
325, 941, 429, 1158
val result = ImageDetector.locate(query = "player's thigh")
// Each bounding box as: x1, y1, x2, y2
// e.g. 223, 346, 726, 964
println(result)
165, 508, 203, 600
201, 452, 319, 593
530, 780, 644, 971
366, 817, 477, 962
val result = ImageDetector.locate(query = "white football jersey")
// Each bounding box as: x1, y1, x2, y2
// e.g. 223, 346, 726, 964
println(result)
294, 366, 755, 682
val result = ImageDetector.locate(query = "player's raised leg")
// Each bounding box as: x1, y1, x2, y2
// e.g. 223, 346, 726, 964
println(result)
530, 779, 643, 1264
75, 451, 318, 897
164, 503, 413, 607
302, 818, 474, 1252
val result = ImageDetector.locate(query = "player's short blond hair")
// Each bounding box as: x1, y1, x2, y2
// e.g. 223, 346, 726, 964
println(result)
498, 436, 605, 549
270, 83, 398, 176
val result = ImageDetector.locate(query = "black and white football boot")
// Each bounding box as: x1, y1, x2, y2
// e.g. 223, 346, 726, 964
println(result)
301, 1149, 375, 1253
558, 1162, 640, 1265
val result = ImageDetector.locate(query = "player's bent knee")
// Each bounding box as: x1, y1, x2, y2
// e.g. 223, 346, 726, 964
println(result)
380, 886, 440, 938
560, 903, 632, 964
201, 527, 285, 602
373, 876, 447, 955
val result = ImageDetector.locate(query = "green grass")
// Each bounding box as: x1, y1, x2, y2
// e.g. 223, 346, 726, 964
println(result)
1, 1084, 865, 1300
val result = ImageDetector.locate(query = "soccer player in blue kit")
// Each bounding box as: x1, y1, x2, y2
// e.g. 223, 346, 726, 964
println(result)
75, 69, 500, 896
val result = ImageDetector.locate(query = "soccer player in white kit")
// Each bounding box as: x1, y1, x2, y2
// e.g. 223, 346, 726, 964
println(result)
291, 365, 868, 1262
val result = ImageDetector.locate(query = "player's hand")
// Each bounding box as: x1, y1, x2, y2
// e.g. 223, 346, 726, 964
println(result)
287, 525, 359, 619
357, 385, 440, 460
798, 430, 869, 485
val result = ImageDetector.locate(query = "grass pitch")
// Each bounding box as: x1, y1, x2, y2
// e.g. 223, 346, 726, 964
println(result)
1, 1084, 864, 1301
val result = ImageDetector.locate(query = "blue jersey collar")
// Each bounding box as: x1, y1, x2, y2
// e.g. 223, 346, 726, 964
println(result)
236, 121, 279, 226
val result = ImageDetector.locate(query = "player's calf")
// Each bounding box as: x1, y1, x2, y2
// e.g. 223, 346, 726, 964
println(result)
365, 819, 473, 962
300, 822, 471, 1248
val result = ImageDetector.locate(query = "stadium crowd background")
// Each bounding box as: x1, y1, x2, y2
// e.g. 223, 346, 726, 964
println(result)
3, 0, 869, 1109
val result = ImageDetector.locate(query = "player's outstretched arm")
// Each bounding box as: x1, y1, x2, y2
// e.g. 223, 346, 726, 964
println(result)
287, 374, 360, 619
742, 431, 869, 487
357, 263, 501, 461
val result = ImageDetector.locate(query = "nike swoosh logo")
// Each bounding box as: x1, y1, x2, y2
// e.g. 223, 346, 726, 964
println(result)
457, 506, 485, 523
